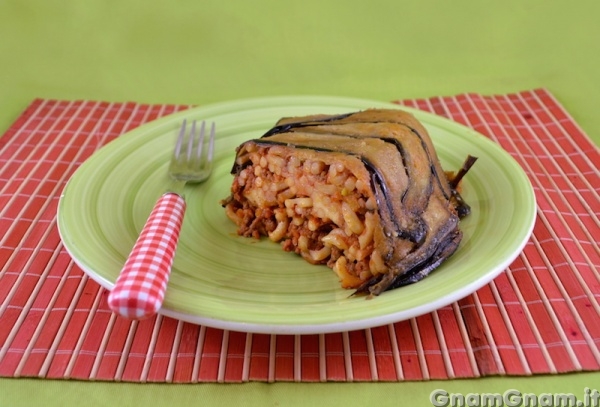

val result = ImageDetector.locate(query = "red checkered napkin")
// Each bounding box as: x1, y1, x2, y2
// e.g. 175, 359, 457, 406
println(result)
108, 193, 186, 319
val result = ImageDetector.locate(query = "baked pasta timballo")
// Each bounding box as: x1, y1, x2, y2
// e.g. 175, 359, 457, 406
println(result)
221, 109, 476, 296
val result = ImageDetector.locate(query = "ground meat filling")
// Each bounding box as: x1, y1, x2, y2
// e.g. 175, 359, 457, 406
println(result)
223, 144, 382, 288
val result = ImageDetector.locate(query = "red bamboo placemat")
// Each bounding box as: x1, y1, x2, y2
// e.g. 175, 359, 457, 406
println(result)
0, 89, 599, 382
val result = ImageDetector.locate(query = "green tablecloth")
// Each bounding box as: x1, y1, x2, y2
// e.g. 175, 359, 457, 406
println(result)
2, 1, 599, 405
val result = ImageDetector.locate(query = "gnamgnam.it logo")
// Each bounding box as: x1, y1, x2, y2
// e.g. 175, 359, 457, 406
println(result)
429, 387, 600, 407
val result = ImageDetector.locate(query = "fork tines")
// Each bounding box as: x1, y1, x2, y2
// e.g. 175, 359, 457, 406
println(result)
173, 119, 215, 164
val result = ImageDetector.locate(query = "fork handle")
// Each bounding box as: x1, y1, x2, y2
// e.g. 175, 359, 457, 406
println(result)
108, 193, 186, 319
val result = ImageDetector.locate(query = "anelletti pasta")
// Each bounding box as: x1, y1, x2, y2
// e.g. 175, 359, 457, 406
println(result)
221, 109, 476, 296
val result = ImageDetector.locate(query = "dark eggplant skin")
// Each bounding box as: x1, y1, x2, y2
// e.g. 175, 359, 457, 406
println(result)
226, 109, 476, 296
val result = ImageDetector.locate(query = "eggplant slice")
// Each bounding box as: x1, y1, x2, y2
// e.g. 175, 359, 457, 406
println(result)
221, 109, 476, 296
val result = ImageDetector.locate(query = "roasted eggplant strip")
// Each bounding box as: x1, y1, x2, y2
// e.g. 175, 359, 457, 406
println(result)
221, 109, 476, 296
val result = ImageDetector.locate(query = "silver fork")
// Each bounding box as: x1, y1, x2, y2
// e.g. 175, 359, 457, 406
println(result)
108, 120, 215, 319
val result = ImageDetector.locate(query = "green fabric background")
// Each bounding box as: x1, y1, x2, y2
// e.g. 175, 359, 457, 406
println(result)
1, 0, 599, 405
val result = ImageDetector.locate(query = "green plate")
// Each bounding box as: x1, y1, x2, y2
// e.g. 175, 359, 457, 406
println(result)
57, 96, 536, 334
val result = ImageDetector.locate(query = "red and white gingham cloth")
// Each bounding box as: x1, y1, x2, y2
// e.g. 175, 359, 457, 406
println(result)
108, 192, 186, 319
